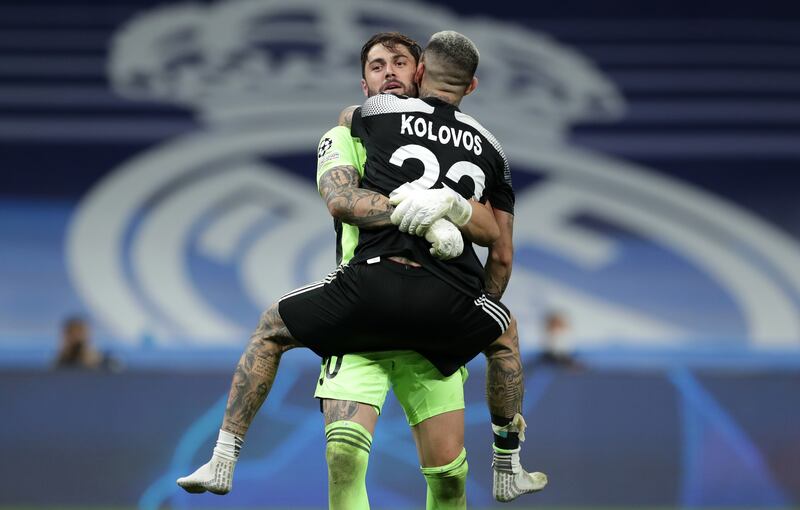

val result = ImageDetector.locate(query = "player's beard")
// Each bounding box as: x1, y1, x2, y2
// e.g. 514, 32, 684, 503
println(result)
369, 80, 418, 98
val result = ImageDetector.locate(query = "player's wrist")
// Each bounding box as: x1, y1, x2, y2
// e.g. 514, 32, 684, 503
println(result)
447, 192, 473, 227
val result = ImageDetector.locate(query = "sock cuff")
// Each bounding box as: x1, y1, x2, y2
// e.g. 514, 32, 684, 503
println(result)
492, 445, 523, 474
219, 428, 243, 442
492, 444, 520, 455
213, 428, 244, 461
325, 420, 372, 454
420, 448, 468, 476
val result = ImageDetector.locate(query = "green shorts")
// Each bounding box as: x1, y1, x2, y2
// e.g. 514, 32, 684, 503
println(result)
314, 350, 468, 426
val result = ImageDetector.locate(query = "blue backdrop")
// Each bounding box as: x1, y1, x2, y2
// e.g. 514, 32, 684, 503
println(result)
1, 0, 800, 507
2, 359, 799, 508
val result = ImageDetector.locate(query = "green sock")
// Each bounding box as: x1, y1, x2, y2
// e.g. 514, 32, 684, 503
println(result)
325, 421, 372, 510
421, 448, 468, 510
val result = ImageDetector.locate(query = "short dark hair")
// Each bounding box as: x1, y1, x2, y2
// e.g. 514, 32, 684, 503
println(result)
423, 31, 479, 88
360, 32, 422, 78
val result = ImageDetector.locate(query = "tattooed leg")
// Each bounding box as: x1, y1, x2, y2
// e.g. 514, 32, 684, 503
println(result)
483, 317, 548, 501
322, 399, 378, 433
484, 317, 523, 418
221, 302, 300, 437
324, 399, 358, 423
177, 302, 300, 495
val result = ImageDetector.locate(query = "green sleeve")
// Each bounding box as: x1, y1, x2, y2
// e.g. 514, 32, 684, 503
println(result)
316, 126, 367, 189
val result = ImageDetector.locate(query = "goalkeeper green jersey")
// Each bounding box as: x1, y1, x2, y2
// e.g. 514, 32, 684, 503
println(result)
316, 125, 367, 265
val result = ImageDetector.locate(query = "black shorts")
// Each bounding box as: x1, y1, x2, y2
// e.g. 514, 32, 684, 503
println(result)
278, 258, 511, 377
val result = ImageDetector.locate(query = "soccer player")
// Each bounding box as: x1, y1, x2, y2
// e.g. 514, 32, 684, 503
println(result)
317, 34, 489, 510
315, 32, 544, 508
177, 31, 545, 507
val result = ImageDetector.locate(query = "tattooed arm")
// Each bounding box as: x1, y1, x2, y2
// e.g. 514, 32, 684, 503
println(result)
484, 207, 514, 299
318, 165, 395, 229
456, 199, 500, 247
338, 105, 358, 128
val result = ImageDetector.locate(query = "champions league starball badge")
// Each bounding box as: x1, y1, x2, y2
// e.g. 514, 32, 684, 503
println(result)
318, 138, 334, 158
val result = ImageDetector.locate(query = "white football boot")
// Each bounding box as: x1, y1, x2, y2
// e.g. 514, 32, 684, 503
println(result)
492, 414, 548, 502
176, 455, 235, 495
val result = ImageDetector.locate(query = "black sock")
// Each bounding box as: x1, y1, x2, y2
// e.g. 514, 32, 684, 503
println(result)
491, 414, 520, 451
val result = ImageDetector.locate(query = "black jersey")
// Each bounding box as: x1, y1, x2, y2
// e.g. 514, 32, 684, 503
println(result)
350, 94, 514, 297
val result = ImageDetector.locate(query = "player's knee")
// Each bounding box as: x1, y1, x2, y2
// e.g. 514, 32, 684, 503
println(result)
422, 442, 464, 469
250, 304, 297, 354
247, 334, 291, 356
421, 449, 468, 505
325, 421, 372, 485
326, 441, 368, 485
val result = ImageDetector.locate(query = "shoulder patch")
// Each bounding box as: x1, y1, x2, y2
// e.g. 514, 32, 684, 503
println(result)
318, 137, 334, 158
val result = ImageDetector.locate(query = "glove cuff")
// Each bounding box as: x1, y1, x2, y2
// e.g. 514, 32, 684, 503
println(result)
448, 193, 473, 227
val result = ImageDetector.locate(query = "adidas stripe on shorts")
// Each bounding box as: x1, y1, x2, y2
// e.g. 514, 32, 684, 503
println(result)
278, 258, 510, 377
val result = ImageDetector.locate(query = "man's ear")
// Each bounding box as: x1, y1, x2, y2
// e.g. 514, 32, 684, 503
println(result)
360, 78, 368, 97
464, 76, 478, 96
415, 62, 425, 85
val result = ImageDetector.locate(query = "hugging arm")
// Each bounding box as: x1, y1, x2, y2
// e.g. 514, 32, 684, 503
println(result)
484, 207, 514, 300
459, 199, 500, 247
318, 165, 395, 229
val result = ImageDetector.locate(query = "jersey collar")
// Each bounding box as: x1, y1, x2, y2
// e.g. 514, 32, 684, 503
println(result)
421, 96, 460, 112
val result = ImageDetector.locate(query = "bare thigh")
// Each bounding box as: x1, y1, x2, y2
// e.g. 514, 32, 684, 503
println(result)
322, 399, 379, 435
411, 409, 465, 467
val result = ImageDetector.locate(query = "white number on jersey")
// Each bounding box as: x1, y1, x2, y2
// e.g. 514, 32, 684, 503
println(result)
387, 144, 486, 200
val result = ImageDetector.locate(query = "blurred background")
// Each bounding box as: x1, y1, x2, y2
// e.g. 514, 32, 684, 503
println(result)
1, 0, 799, 508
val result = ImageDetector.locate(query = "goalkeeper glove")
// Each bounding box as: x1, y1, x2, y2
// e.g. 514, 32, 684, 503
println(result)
425, 218, 464, 260
390, 187, 472, 236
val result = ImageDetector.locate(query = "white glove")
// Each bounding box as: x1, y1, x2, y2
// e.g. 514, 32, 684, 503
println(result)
390, 187, 472, 236
425, 218, 464, 260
